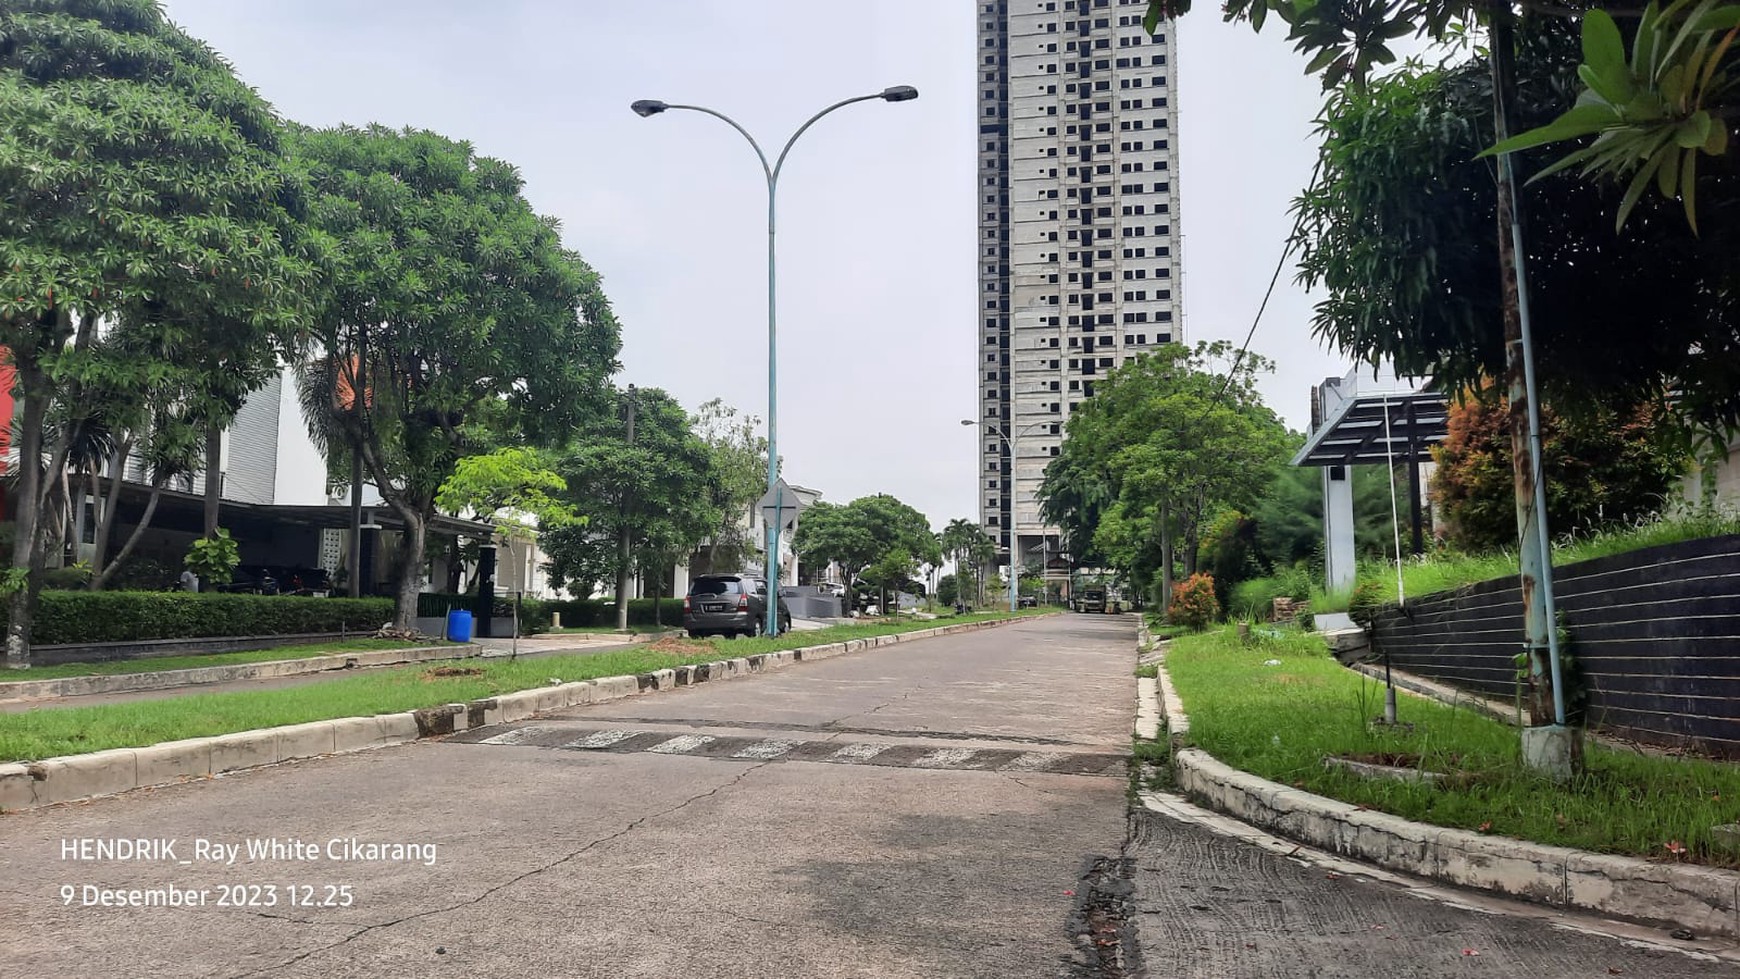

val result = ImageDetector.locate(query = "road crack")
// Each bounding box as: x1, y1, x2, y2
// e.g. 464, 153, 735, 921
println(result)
225, 761, 772, 979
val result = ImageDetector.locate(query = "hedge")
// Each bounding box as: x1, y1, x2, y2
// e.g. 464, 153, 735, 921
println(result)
13, 592, 396, 645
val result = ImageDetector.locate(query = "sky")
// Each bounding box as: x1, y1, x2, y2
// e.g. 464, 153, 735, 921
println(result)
159, 0, 1349, 531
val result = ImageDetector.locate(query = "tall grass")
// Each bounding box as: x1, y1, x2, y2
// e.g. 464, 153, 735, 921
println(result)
1166, 626, 1740, 866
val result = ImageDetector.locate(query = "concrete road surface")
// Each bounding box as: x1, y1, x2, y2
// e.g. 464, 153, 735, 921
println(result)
0, 614, 1730, 978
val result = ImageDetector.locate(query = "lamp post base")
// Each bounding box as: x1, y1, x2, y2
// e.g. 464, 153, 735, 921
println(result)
1521, 725, 1584, 782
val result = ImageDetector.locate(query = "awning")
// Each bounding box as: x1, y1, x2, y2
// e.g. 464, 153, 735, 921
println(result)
1291, 389, 1448, 468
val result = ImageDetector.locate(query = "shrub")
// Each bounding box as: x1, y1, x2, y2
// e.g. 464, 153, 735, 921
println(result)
40, 564, 92, 591
1346, 578, 1388, 628
8, 592, 396, 645
1166, 573, 1221, 631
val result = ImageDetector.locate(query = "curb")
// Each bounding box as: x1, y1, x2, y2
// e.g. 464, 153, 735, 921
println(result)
0, 614, 1045, 812
0, 644, 482, 705
1138, 619, 1740, 939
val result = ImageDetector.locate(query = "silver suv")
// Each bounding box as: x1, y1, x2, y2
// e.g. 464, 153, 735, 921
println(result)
683, 574, 791, 638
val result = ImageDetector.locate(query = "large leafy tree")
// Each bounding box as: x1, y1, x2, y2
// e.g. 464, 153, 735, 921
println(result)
294, 124, 619, 629
793, 494, 939, 604
540, 387, 718, 603
1038, 342, 1292, 606
691, 398, 766, 574
0, 0, 313, 665
1294, 22, 1740, 438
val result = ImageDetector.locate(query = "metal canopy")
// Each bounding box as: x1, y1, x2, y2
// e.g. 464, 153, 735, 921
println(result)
1291, 389, 1449, 468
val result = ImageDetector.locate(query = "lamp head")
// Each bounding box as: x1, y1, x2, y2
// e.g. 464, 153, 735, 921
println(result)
630, 99, 669, 117
880, 85, 919, 102
960, 419, 977, 427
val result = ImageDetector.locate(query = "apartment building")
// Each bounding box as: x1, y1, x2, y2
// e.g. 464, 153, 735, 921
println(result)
976, 0, 1183, 574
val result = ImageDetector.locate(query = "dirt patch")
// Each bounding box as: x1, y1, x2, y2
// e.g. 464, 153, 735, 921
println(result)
424, 666, 486, 679
643, 636, 716, 657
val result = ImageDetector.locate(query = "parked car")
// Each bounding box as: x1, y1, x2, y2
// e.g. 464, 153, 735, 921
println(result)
684, 573, 791, 638
1077, 587, 1107, 613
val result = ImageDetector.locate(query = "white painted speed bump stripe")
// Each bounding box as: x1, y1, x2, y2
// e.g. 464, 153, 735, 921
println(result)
830, 742, 888, 761
1003, 752, 1056, 772
478, 726, 551, 746
647, 734, 715, 754
912, 747, 978, 768
563, 730, 636, 749
733, 739, 803, 759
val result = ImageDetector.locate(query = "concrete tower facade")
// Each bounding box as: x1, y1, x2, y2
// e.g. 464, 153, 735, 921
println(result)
975, 0, 1183, 576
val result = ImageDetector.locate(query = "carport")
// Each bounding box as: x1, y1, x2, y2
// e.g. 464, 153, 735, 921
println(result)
1293, 369, 1448, 591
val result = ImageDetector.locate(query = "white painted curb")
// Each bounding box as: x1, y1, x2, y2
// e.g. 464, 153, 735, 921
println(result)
0, 613, 1048, 812
1140, 622, 1740, 939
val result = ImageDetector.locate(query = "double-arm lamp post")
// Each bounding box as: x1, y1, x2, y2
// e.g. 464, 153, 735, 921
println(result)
961, 418, 1048, 613
631, 86, 918, 637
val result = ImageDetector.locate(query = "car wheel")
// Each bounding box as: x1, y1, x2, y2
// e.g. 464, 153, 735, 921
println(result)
687, 630, 700, 639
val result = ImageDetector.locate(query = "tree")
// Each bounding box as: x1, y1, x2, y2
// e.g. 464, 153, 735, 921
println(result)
1432, 387, 1690, 550
294, 124, 620, 629
1292, 23, 1740, 440
1488, 3, 1740, 234
1247, 454, 1397, 569
692, 399, 766, 574
540, 387, 718, 602
792, 494, 939, 610
937, 573, 960, 608
0, 0, 314, 665
939, 518, 996, 604
1038, 342, 1292, 607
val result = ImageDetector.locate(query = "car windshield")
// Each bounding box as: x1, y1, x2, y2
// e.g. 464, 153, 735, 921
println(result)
690, 578, 741, 596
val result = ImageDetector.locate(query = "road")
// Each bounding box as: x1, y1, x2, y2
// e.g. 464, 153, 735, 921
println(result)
0, 614, 1731, 977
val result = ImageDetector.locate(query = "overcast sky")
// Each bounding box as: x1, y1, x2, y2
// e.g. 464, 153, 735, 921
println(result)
161, 0, 1346, 531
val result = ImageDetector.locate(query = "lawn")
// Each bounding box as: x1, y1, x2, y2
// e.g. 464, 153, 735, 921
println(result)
0, 638, 438, 682
0, 611, 1045, 763
1164, 625, 1740, 867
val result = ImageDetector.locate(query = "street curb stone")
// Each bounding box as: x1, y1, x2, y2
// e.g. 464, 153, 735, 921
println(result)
1, 613, 1050, 812
0, 643, 482, 705
1137, 618, 1740, 939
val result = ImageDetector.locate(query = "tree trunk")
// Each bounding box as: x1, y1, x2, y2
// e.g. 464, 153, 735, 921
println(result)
5, 379, 47, 669
203, 419, 222, 537
1158, 504, 1174, 613
88, 440, 134, 588
391, 510, 427, 632
88, 480, 165, 591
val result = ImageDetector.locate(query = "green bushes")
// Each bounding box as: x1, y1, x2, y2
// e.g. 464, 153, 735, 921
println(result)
14, 592, 395, 645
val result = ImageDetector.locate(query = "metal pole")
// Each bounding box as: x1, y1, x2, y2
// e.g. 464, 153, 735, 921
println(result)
1006, 427, 1018, 613
634, 92, 915, 637
1491, 9, 1567, 729
765, 172, 781, 637
616, 384, 637, 633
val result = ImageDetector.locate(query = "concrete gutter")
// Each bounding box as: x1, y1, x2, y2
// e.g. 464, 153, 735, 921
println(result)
0, 644, 482, 705
1136, 618, 1740, 939
0, 614, 1047, 812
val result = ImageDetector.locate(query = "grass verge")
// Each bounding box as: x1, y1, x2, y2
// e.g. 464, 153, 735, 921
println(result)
0, 639, 437, 682
0, 611, 1044, 763
1165, 625, 1740, 868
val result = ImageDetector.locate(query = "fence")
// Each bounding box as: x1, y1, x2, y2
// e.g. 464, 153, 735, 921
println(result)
1366, 534, 1740, 757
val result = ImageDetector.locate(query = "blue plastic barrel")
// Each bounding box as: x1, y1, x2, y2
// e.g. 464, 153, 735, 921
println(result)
445, 609, 473, 642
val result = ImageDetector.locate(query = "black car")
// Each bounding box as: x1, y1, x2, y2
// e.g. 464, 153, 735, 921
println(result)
684, 574, 791, 638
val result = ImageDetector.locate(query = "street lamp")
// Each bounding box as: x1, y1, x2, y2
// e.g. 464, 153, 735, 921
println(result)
961, 418, 1049, 613
633, 86, 918, 637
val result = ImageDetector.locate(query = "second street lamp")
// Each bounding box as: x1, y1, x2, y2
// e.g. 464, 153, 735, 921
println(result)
633, 86, 917, 636
962, 418, 1048, 613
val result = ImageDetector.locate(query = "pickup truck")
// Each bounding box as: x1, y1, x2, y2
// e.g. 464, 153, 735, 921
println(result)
1077, 588, 1106, 613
